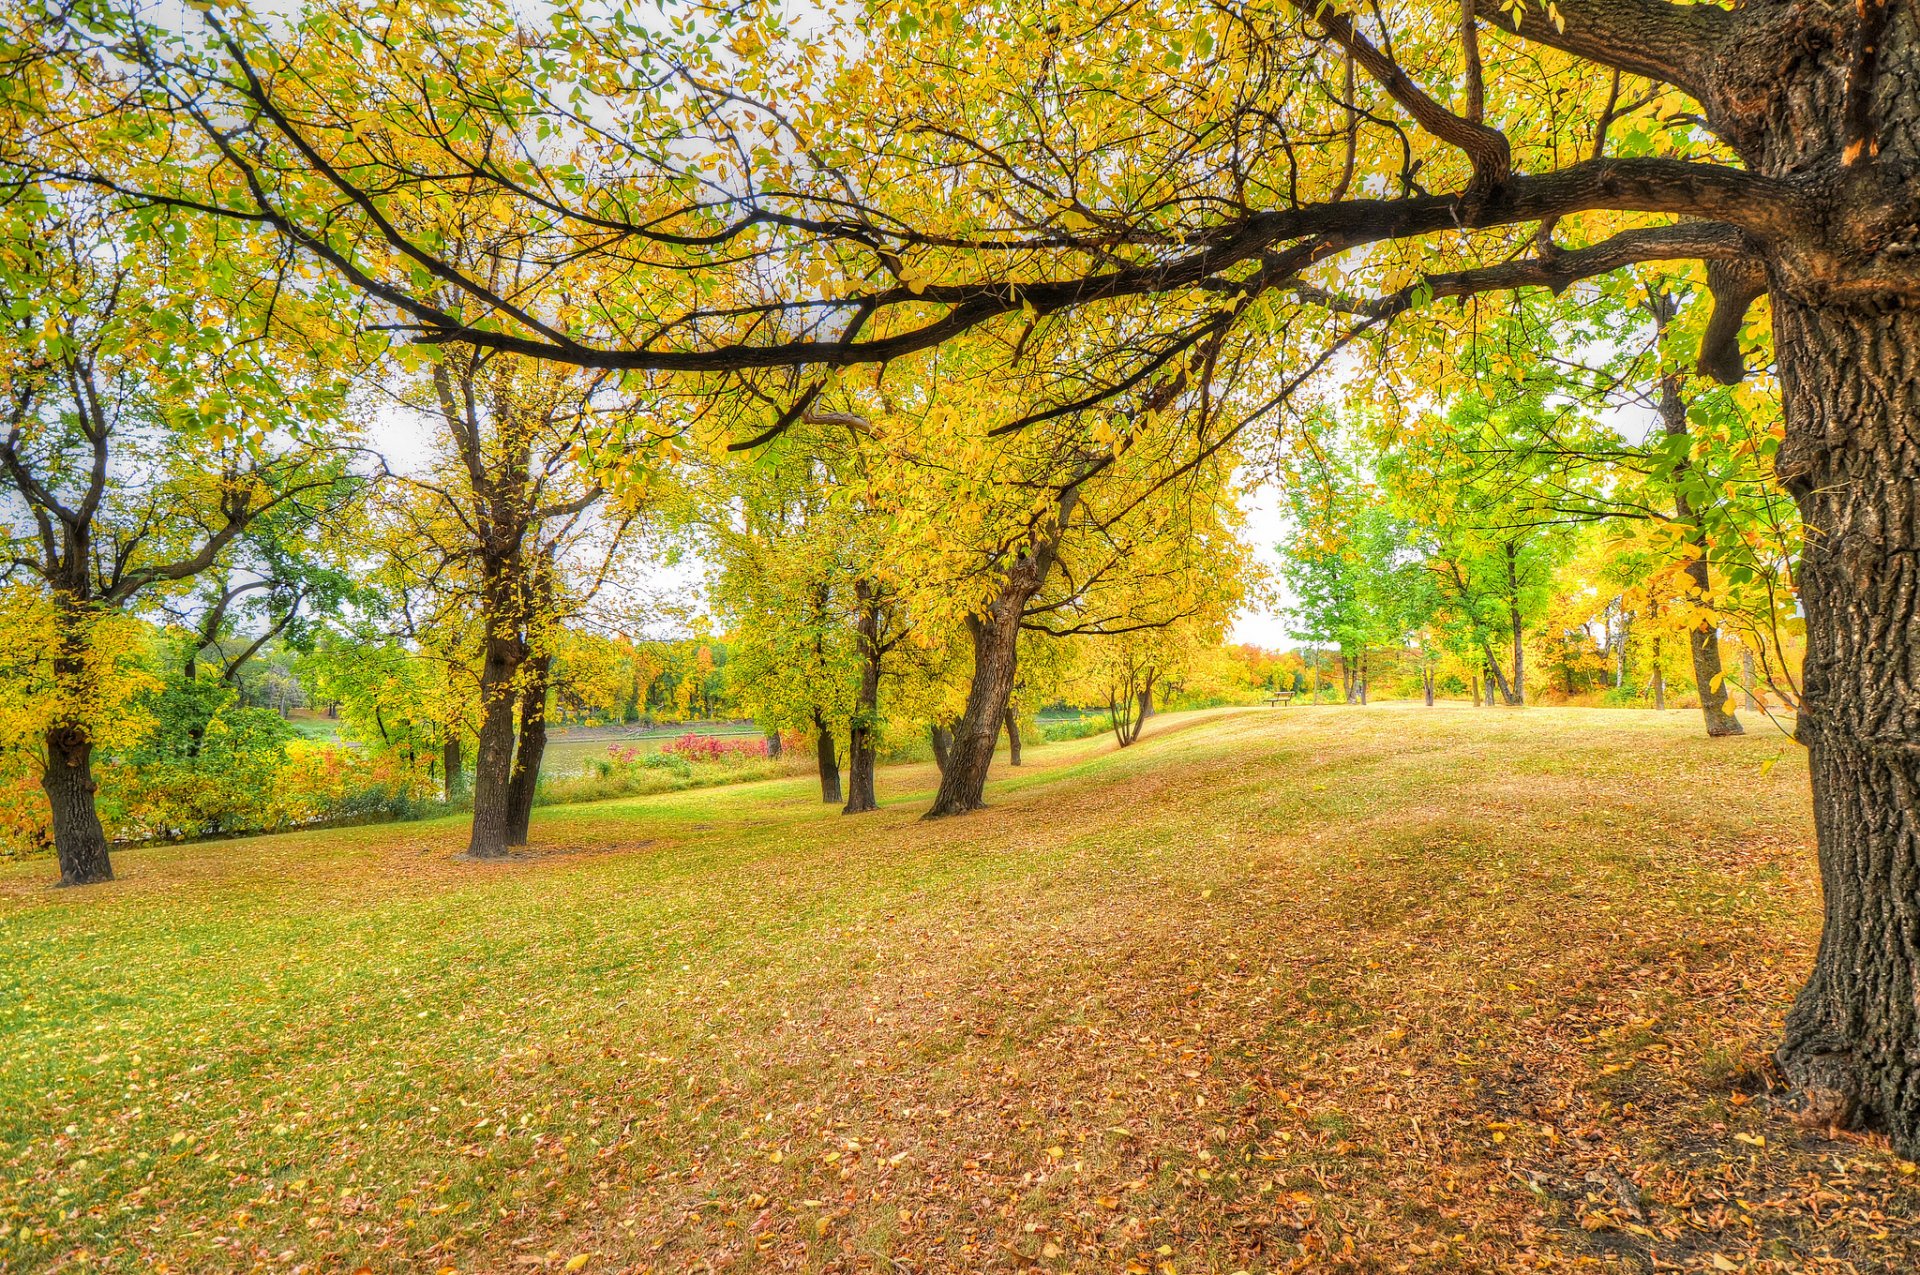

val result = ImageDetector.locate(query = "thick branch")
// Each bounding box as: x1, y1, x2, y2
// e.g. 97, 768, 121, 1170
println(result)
1313, 4, 1511, 190
1291, 221, 1751, 318
1473, 0, 1730, 105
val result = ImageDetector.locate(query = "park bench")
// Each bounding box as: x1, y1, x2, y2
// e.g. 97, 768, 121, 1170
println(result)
1264, 691, 1297, 706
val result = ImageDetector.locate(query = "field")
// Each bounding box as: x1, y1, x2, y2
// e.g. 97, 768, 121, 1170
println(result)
2, 706, 1915, 1273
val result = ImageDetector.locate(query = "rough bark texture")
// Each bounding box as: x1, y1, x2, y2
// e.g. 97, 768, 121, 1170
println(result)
1773, 300, 1920, 1148
43, 725, 112, 886
815, 709, 842, 805
1004, 706, 1022, 766
506, 654, 550, 846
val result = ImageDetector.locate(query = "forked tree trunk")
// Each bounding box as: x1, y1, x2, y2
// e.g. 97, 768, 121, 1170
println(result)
1772, 300, 1920, 1150
1004, 706, 1021, 766
506, 654, 551, 845
1137, 676, 1155, 721
928, 723, 952, 774
815, 709, 842, 805
43, 724, 113, 886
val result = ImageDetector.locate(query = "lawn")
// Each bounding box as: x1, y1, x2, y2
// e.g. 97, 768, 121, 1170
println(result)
1, 706, 1914, 1273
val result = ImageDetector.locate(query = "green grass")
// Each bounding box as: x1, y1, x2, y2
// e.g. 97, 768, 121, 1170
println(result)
1, 705, 1914, 1273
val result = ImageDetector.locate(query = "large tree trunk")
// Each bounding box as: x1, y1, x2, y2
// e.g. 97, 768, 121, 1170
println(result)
1772, 299, 1920, 1151
815, 708, 842, 805
43, 725, 112, 886
506, 654, 550, 846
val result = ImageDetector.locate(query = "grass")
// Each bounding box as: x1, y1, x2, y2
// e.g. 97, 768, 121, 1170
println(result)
2, 704, 1915, 1273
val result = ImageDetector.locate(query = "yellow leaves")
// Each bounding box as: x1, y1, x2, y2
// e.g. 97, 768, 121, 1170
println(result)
564, 1255, 592, 1272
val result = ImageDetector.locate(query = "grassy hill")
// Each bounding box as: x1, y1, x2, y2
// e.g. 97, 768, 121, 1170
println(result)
2, 706, 1914, 1273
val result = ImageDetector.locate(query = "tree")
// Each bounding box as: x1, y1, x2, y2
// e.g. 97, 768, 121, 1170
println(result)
0, 189, 358, 883
38, 0, 1920, 1152
380, 348, 642, 857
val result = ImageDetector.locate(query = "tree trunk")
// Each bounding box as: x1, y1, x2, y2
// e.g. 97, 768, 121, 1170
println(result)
43, 725, 113, 886
930, 608, 1024, 812
1651, 651, 1666, 711
1505, 544, 1525, 705
1003, 705, 1022, 766
844, 589, 883, 814
929, 723, 952, 774
1423, 666, 1435, 706
506, 654, 550, 845
466, 576, 526, 859
926, 493, 1074, 817
1660, 365, 1745, 737
1137, 677, 1154, 721
1359, 651, 1369, 705
1772, 299, 1920, 1153
1470, 674, 1480, 706
1743, 645, 1759, 711
443, 730, 463, 802
815, 708, 842, 805
767, 730, 783, 759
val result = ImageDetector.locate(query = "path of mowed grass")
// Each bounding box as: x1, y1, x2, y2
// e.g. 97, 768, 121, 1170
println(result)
3, 706, 1916, 1273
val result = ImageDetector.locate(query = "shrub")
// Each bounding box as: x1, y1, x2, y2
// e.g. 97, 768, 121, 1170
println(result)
661, 733, 770, 763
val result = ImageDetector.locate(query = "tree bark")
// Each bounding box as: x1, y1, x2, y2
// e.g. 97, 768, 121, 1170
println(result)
1743, 645, 1759, 711
43, 725, 113, 886
506, 653, 551, 845
1772, 299, 1920, 1152
815, 708, 842, 805
1003, 705, 1022, 766
929, 722, 953, 774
